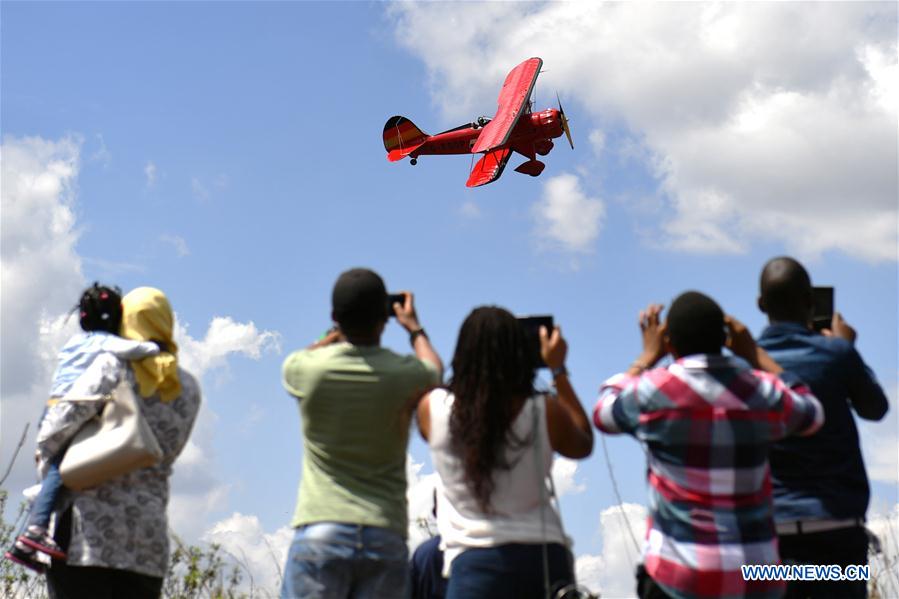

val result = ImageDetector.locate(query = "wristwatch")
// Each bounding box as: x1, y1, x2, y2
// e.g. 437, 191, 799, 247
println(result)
409, 328, 427, 344
550, 365, 568, 379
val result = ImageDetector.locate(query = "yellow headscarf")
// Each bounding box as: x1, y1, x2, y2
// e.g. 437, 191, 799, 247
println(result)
120, 287, 181, 402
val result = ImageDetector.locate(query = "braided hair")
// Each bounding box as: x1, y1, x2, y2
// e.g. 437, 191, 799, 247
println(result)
78, 282, 123, 333
448, 306, 536, 512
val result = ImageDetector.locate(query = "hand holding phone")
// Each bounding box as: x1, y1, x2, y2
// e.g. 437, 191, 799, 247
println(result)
386, 293, 407, 319
517, 315, 554, 368
821, 311, 857, 344
811, 286, 834, 332
538, 324, 567, 370
388, 291, 423, 334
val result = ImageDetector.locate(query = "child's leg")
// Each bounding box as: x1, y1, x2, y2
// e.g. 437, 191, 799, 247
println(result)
27, 457, 62, 529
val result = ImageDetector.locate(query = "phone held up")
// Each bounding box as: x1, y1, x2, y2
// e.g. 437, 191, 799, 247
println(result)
517, 315, 554, 369
812, 286, 834, 332
386, 293, 407, 318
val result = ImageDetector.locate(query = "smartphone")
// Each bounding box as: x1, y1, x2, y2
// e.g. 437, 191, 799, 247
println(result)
517, 315, 554, 368
812, 286, 834, 332
386, 293, 407, 318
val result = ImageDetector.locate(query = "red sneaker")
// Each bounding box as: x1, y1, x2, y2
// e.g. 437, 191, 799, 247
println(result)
4, 541, 47, 574
18, 526, 67, 561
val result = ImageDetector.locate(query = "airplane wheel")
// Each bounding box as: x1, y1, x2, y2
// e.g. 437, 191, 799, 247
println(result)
410, 158, 418, 166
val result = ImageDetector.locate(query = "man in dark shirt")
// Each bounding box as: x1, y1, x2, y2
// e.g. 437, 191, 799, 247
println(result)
756, 257, 889, 599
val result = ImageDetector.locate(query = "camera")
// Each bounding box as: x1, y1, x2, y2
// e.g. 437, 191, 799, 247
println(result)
517, 315, 554, 368
386, 293, 407, 318
811, 286, 833, 332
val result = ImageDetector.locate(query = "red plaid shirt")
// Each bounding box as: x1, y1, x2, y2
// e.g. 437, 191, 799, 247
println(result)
594, 355, 823, 599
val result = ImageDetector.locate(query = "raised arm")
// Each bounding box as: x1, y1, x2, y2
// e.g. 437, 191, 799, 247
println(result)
394, 291, 443, 380
542, 325, 593, 459
725, 314, 783, 374
594, 303, 668, 435
823, 312, 888, 421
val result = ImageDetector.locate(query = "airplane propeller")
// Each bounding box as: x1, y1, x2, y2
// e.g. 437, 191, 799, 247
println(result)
557, 93, 574, 150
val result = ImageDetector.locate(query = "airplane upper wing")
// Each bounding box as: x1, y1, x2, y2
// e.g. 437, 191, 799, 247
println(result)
471, 57, 542, 154
466, 147, 512, 187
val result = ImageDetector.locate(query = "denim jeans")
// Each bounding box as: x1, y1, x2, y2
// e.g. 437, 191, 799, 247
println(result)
445, 543, 574, 599
280, 522, 409, 599
29, 456, 63, 528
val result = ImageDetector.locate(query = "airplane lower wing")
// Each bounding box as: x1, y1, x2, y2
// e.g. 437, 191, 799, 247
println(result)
466, 148, 512, 188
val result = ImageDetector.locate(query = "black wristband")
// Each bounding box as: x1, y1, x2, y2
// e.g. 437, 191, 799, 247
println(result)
551, 365, 568, 379
409, 328, 427, 344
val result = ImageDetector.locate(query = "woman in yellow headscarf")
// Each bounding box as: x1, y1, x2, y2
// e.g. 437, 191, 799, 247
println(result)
120, 287, 182, 402
41, 287, 202, 599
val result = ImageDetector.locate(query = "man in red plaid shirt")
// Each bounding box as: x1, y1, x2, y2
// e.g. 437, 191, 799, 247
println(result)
594, 291, 823, 599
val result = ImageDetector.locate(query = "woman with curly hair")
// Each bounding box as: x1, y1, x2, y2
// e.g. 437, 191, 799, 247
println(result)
416, 306, 593, 598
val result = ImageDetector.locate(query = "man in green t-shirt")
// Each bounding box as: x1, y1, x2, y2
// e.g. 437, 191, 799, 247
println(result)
281, 268, 443, 599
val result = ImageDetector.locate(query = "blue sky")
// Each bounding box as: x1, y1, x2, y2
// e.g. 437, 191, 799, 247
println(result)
2, 2, 897, 595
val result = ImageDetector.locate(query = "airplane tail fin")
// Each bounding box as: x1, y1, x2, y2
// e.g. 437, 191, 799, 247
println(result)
383, 116, 428, 161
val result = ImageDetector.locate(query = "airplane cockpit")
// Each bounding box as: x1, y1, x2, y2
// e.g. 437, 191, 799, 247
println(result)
472, 116, 492, 129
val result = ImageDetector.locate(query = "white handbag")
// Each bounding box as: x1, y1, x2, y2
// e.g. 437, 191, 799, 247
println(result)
59, 377, 163, 491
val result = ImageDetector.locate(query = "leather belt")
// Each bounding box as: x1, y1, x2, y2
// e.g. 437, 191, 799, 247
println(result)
776, 518, 864, 536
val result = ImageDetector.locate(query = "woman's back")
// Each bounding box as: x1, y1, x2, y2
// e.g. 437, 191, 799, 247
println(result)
40, 354, 201, 578
428, 388, 565, 573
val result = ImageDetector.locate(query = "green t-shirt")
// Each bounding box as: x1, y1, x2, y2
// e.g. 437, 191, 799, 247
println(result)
282, 342, 440, 536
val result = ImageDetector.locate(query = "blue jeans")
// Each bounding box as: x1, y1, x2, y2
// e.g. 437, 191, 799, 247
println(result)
281, 522, 409, 599
446, 543, 574, 599
29, 457, 63, 529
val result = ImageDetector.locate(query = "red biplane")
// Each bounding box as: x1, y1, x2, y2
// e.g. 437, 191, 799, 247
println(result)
383, 57, 573, 188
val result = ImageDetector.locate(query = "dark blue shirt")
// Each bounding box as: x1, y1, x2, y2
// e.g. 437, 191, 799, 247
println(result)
410, 536, 446, 599
758, 322, 888, 522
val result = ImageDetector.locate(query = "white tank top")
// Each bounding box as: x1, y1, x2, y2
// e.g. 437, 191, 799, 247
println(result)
427, 388, 567, 575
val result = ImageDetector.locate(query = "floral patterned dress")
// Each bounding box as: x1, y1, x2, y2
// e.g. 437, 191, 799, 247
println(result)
37, 353, 201, 579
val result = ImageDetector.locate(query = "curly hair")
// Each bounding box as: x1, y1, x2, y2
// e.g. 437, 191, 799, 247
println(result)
448, 306, 536, 512
78, 282, 123, 333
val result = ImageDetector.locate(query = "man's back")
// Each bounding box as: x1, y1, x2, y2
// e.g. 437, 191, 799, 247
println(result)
758, 322, 888, 521
596, 354, 823, 599
283, 342, 439, 535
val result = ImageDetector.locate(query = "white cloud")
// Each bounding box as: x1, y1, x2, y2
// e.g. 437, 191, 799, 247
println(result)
191, 174, 228, 202
1, 135, 84, 391
574, 553, 605, 597
588, 130, 606, 159
552, 456, 586, 498
460, 200, 481, 219
201, 512, 293, 596
575, 503, 647, 597
0, 135, 282, 542
160, 233, 190, 257
177, 316, 281, 379
89, 133, 111, 168
167, 315, 282, 537
144, 161, 157, 188
191, 177, 209, 201
868, 504, 899, 599
389, 2, 898, 262
533, 173, 605, 254
0, 135, 85, 494
407, 454, 440, 551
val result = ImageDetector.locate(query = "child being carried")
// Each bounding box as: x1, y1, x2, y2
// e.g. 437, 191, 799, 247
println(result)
4, 283, 160, 573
